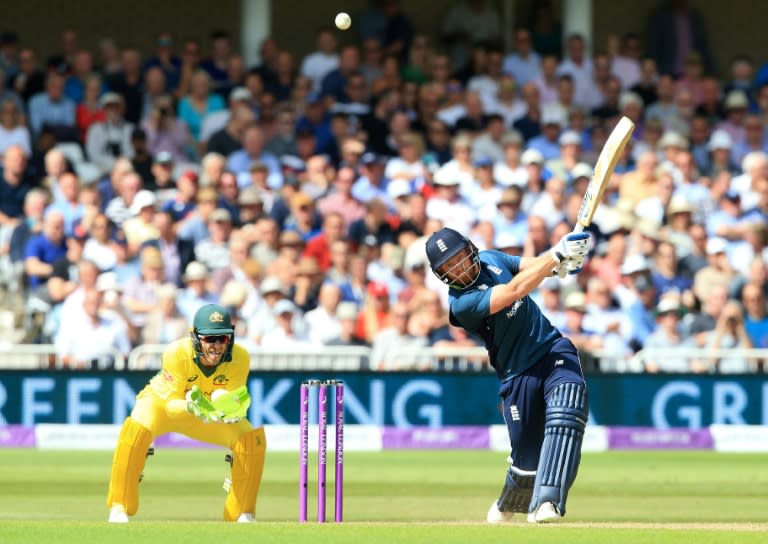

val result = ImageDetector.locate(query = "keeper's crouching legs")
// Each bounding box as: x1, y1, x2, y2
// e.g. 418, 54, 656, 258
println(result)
106, 417, 154, 516
224, 427, 267, 521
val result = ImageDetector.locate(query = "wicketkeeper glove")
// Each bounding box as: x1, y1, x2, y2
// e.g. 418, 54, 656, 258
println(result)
550, 232, 590, 264
211, 386, 251, 424
186, 386, 225, 423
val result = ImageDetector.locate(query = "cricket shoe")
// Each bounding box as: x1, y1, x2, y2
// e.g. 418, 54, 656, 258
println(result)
527, 501, 561, 523
237, 513, 256, 523
108, 504, 129, 523
486, 500, 514, 524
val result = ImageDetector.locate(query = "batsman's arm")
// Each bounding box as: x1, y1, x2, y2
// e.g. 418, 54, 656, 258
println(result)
489, 252, 559, 313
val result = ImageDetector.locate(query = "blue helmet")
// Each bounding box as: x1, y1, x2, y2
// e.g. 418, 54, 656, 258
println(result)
425, 227, 480, 289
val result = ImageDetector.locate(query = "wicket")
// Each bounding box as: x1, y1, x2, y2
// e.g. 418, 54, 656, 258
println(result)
299, 379, 344, 523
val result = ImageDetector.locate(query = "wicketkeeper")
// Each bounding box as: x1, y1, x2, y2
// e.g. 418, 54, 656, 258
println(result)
107, 304, 266, 523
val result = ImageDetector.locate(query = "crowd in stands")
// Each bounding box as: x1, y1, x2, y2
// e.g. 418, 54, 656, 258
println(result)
0, 0, 766, 371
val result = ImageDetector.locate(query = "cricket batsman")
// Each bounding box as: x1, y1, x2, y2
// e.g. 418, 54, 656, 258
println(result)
425, 226, 590, 523
107, 304, 266, 523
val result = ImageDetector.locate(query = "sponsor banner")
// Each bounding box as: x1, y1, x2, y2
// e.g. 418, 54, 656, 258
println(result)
0, 424, 36, 447
35, 424, 119, 450
1, 371, 767, 428
382, 426, 489, 449
710, 424, 768, 452
264, 424, 381, 452
607, 426, 713, 449
490, 424, 609, 453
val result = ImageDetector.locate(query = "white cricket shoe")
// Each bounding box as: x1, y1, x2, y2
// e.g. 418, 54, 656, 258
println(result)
486, 500, 514, 524
108, 504, 129, 523
527, 501, 560, 523
236, 513, 256, 523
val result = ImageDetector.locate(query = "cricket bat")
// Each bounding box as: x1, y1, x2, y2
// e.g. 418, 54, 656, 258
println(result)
573, 116, 636, 233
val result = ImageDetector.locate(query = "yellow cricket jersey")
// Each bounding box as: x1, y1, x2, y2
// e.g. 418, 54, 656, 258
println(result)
137, 337, 250, 404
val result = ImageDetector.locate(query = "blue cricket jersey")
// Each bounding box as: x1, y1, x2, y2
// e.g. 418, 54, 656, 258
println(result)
448, 250, 561, 382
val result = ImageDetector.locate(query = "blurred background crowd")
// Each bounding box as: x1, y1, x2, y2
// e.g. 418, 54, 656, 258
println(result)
0, 0, 766, 371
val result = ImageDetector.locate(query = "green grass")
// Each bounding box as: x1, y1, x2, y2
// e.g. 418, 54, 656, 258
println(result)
1, 449, 766, 543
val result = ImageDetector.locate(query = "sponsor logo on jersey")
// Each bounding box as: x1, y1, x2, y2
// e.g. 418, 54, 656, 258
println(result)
487, 265, 502, 275
187, 374, 198, 382
213, 374, 229, 385
209, 311, 225, 323
555, 359, 564, 366
477, 284, 488, 291
505, 299, 523, 318
162, 369, 174, 383
510, 405, 520, 421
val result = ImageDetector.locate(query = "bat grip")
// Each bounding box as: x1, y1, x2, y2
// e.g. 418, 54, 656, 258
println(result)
573, 223, 585, 234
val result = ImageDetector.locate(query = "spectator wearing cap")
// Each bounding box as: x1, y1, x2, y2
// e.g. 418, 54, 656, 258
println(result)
195, 207, 233, 272
206, 102, 255, 158
491, 186, 528, 244
462, 156, 501, 216
260, 298, 314, 347
28, 72, 76, 138
693, 240, 734, 310
227, 123, 283, 189
85, 92, 134, 175
705, 129, 737, 177
141, 94, 193, 164
526, 104, 565, 160
123, 189, 160, 258
545, 130, 582, 181
317, 166, 366, 230
236, 186, 264, 227
624, 270, 658, 350
143, 32, 182, 91
643, 296, 695, 373
706, 189, 746, 239
176, 260, 218, 322
426, 166, 475, 234
715, 89, 749, 145
199, 85, 254, 145
352, 152, 390, 204
282, 191, 321, 241
664, 195, 695, 257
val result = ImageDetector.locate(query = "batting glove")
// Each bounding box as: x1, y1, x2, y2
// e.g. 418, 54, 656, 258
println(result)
550, 232, 590, 264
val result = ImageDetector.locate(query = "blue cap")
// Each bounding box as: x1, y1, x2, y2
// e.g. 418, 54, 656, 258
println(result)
473, 156, 494, 168
281, 155, 306, 172
425, 227, 470, 272
306, 91, 324, 105
361, 151, 382, 165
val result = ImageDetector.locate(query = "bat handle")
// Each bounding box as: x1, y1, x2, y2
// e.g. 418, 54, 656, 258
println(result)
573, 223, 585, 234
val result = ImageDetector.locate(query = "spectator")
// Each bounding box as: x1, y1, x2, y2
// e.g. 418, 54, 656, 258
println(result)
121, 246, 165, 340
55, 287, 130, 368
28, 72, 76, 139
644, 296, 695, 373
199, 31, 233, 94
76, 73, 107, 143
82, 213, 124, 272
177, 69, 225, 144
652, 241, 692, 296
195, 208, 234, 272
64, 50, 96, 104
369, 302, 427, 370
24, 210, 67, 289
440, 0, 500, 71
304, 282, 344, 344
685, 283, 729, 347
104, 171, 143, 228
141, 66, 170, 121
317, 167, 366, 230
704, 300, 754, 373
123, 190, 160, 259
742, 283, 768, 348
692, 237, 735, 304
144, 32, 181, 91
227, 123, 282, 189
176, 260, 218, 322
326, 302, 366, 346
11, 47, 46, 103
140, 282, 188, 344
46, 172, 83, 237
260, 298, 313, 347
86, 92, 135, 174
106, 48, 143, 124
141, 95, 192, 164
300, 28, 339, 92
0, 98, 31, 157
